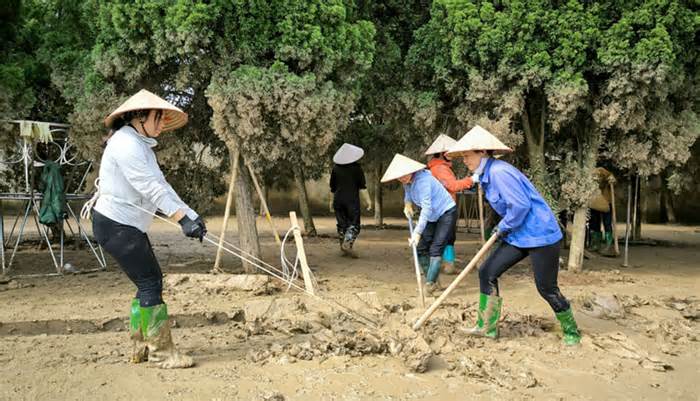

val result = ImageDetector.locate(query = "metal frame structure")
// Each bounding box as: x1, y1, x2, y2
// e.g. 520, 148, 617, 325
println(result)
0, 121, 106, 277
456, 188, 483, 235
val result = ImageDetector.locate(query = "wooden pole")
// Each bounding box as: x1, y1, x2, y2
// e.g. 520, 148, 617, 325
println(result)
408, 218, 426, 308
213, 150, 240, 272
289, 211, 315, 295
632, 175, 639, 240
477, 184, 486, 243
623, 179, 631, 267
245, 161, 281, 245
610, 182, 620, 256
413, 233, 499, 330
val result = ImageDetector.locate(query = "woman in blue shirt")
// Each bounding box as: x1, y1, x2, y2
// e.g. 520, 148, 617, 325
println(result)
381, 154, 457, 294
446, 126, 580, 345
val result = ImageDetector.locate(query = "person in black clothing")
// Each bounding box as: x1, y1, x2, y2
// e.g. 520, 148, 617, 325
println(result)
330, 143, 372, 257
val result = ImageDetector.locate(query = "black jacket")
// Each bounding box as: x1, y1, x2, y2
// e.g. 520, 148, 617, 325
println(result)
330, 163, 366, 205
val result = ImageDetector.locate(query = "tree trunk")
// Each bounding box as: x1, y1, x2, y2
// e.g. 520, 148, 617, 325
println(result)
566, 119, 601, 272
663, 191, 677, 224
520, 89, 548, 196
567, 207, 587, 273
293, 165, 317, 236
373, 162, 383, 226
231, 146, 261, 273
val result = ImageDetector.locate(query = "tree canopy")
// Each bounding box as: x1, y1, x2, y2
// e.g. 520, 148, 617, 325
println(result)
0, 0, 698, 238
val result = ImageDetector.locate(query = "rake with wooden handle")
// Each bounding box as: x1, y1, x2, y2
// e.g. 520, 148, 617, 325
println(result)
413, 232, 500, 330
407, 218, 426, 308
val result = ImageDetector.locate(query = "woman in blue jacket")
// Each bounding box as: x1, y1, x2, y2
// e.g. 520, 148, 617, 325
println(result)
446, 126, 580, 345
381, 154, 457, 295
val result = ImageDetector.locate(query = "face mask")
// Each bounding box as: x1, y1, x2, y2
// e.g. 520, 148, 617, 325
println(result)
139, 135, 158, 148
127, 124, 158, 148
472, 157, 489, 183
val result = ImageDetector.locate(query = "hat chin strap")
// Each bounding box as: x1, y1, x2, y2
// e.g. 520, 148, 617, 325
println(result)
139, 119, 157, 138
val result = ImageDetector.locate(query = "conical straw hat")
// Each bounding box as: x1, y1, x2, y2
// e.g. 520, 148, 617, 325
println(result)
381, 154, 426, 183
446, 125, 512, 157
333, 143, 365, 165
104, 89, 188, 132
424, 134, 457, 155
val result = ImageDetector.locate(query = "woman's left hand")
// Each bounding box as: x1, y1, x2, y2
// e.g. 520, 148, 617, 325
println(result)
179, 215, 207, 242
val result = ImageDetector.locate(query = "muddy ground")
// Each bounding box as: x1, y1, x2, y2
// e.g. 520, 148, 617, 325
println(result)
0, 217, 698, 401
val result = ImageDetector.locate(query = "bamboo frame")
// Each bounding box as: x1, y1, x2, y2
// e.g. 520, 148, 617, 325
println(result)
245, 161, 281, 245
212, 150, 240, 272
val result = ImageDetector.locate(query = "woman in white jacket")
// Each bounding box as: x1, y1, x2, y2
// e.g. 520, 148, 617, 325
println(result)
91, 89, 205, 369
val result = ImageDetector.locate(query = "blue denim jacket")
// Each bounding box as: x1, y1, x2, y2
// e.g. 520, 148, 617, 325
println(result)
403, 170, 456, 234
481, 158, 562, 248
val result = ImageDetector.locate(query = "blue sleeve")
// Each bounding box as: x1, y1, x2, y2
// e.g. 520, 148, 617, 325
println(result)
491, 168, 531, 234
403, 184, 410, 203
414, 179, 432, 235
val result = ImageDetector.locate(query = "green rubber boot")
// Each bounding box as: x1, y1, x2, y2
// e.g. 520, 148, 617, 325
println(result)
600, 231, 617, 257
129, 298, 148, 363
141, 303, 194, 369
417, 255, 430, 276
556, 308, 582, 345
461, 293, 502, 339
589, 231, 602, 252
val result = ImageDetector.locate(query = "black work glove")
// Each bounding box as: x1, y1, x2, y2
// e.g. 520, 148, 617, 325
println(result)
178, 215, 207, 242
492, 226, 509, 239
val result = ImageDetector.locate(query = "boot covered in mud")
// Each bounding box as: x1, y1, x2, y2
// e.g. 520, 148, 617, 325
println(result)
337, 227, 346, 254
417, 255, 430, 276
555, 308, 581, 345
461, 293, 502, 339
600, 231, 617, 257
141, 303, 194, 369
341, 225, 359, 258
588, 231, 602, 252
426, 256, 442, 285
441, 245, 457, 275
129, 298, 148, 363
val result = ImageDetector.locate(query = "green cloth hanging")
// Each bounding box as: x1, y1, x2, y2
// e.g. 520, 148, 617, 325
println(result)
38, 161, 66, 225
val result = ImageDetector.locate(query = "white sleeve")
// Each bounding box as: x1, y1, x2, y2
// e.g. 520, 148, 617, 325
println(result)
113, 142, 184, 217
164, 181, 198, 219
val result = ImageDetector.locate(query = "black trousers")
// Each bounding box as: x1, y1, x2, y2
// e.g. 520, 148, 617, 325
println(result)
478, 241, 570, 313
92, 210, 163, 307
417, 206, 458, 258
334, 199, 361, 239
589, 208, 612, 233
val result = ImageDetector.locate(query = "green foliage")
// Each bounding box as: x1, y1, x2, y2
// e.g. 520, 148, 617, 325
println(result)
1, 0, 698, 218
409, 0, 699, 209
207, 0, 376, 180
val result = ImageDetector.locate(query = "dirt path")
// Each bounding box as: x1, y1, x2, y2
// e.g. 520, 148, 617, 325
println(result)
1, 218, 698, 400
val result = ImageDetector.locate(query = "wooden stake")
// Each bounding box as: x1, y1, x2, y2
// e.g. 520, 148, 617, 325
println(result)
413, 233, 499, 331
610, 182, 620, 256
245, 161, 281, 245
477, 184, 486, 243
632, 175, 639, 240
213, 150, 240, 272
289, 211, 315, 295
623, 179, 632, 267
408, 218, 426, 308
